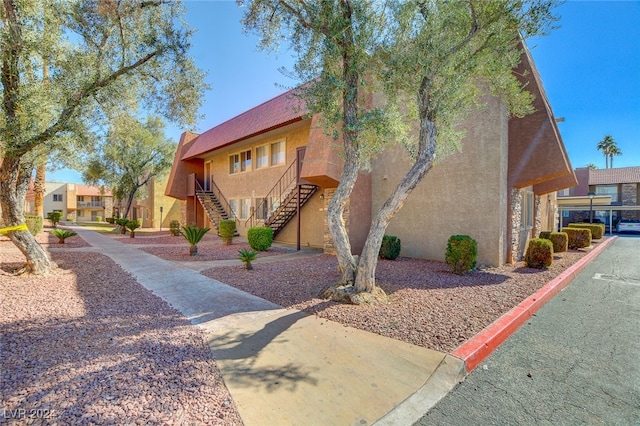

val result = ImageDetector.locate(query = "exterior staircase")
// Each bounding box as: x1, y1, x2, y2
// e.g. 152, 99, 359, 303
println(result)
195, 180, 239, 236
247, 149, 318, 237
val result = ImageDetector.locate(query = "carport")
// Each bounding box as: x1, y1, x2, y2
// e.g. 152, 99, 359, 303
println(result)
557, 205, 640, 234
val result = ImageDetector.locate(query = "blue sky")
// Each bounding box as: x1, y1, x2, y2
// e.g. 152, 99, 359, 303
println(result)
50, 0, 640, 182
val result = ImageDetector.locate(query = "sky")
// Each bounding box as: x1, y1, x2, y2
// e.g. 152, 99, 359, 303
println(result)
49, 0, 640, 183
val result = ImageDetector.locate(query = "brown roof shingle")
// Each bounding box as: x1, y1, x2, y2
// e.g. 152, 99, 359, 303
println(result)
182, 88, 308, 160
589, 166, 640, 185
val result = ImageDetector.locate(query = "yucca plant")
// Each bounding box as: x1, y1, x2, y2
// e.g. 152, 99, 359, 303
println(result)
125, 219, 141, 238
180, 225, 211, 256
238, 249, 258, 270
50, 229, 77, 244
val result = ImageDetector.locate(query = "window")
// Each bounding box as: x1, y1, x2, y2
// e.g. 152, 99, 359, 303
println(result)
229, 199, 238, 217
595, 185, 619, 203
557, 188, 570, 197
520, 190, 534, 229
240, 199, 251, 219
229, 149, 251, 174
255, 145, 268, 169
270, 141, 285, 166
53, 194, 63, 202
256, 198, 269, 220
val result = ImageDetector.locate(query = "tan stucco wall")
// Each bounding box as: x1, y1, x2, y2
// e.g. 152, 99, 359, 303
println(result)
371, 95, 509, 267
202, 119, 325, 248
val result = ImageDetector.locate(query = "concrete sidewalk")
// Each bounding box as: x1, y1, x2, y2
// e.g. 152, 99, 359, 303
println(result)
68, 226, 462, 425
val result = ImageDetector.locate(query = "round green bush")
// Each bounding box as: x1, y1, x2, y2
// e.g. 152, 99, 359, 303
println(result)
248, 227, 273, 251
379, 235, 401, 260
525, 238, 553, 269
445, 235, 477, 275
219, 220, 236, 244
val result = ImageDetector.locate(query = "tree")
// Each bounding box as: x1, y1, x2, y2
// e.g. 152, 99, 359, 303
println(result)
83, 114, 175, 221
0, 0, 206, 274
596, 135, 619, 169
241, 0, 558, 300
586, 163, 598, 170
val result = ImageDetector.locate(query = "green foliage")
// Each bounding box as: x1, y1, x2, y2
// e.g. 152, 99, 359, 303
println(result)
238, 248, 258, 270
445, 235, 478, 275
95, 216, 102, 223
25, 215, 43, 236
562, 227, 592, 250
525, 238, 553, 269
47, 211, 63, 227
379, 235, 401, 260
125, 219, 141, 238
82, 114, 177, 220
50, 229, 77, 244
115, 217, 129, 234
539, 231, 568, 253
180, 225, 211, 245
219, 220, 236, 244
568, 223, 604, 239
169, 220, 181, 236
247, 227, 273, 251
106, 217, 115, 224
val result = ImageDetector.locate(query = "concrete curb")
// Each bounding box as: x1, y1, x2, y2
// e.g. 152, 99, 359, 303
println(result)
451, 236, 618, 373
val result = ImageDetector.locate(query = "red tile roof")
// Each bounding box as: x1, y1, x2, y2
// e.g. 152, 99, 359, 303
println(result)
75, 184, 112, 197
589, 166, 640, 185
182, 88, 308, 160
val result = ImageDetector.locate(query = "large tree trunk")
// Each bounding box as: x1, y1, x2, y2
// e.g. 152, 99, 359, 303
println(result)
354, 118, 438, 293
0, 157, 56, 274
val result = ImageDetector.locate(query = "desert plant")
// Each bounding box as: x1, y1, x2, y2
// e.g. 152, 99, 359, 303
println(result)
247, 227, 273, 251
219, 220, 236, 245
115, 217, 129, 234
379, 235, 401, 260
50, 229, 77, 244
106, 217, 115, 224
46, 211, 62, 228
568, 223, 604, 239
180, 225, 211, 256
125, 219, 141, 238
169, 220, 181, 236
562, 227, 592, 249
445, 235, 478, 275
525, 238, 553, 269
238, 248, 258, 270
548, 232, 568, 253
25, 215, 43, 236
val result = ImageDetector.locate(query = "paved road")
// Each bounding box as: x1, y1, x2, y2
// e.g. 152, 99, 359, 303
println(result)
416, 235, 640, 425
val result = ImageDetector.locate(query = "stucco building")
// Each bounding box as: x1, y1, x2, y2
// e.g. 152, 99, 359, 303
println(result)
165, 48, 576, 267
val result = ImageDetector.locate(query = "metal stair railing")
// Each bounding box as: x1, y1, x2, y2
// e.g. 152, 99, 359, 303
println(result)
194, 178, 238, 232
245, 159, 298, 228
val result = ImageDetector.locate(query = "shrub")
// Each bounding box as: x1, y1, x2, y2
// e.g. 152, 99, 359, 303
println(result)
219, 220, 236, 245
46, 211, 62, 228
238, 248, 258, 270
115, 217, 129, 234
525, 238, 553, 269
50, 229, 77, 244
106, 217, 115, 224
539, 231, 551, 240
95, 216, 102, 223
169, 220, 181, 236
180, 225, 210, 256
562, 227, 592, 249
568, 223, 604, 239
248, 227, 273, 251
25, 215, 43, 236
548, 232, 568, 253
379, 235, 401, 260
445, 235, 477, 275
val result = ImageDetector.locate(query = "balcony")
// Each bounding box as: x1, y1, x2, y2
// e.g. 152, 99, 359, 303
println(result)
77, 201, 104, 208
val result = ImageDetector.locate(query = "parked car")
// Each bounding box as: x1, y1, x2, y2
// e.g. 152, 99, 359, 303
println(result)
616, 219, 640, 233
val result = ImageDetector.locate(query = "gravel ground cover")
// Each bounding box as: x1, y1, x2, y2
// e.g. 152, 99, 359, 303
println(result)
1, 228, 601, 424
1, 233, 243, 425
202, 246, 597, 353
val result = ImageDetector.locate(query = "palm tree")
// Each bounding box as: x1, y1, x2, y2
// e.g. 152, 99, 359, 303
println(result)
586, 163, 598, 170
596, 135, 615, 168
180, 225, 211, 256
609, 145, 622, 168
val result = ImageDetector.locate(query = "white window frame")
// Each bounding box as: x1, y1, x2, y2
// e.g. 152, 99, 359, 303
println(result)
520, 189, 534, 230
255, 145, 269, 169
240, 198, 251, 220
228, 199, 238, 217
229, 149, 252, 175
270, 140, 285, 166
595, 185, 619, 203
53, 194, 63, 202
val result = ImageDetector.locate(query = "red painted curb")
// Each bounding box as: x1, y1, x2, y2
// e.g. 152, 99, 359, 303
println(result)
451, 236, 618, 373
